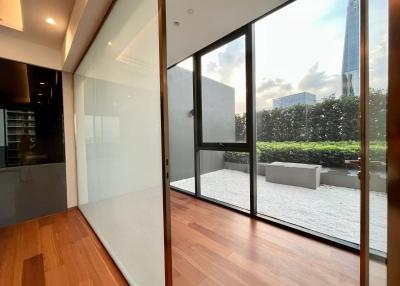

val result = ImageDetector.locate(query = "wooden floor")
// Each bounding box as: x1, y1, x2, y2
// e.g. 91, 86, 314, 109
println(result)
171, 191, 361, 286
0, 191, 385, 285
0, 208, 128, 286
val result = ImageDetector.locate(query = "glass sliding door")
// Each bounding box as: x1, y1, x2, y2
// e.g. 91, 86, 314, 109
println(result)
255, 0, 364, 248
74, 0, 167, 285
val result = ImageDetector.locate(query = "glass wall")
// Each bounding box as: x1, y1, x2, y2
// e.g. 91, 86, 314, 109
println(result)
168, 58, 195, 193
254, 0, 365, 248
74, 0, 166, 285
0, 58, 66, 227
167, 0, 388, 272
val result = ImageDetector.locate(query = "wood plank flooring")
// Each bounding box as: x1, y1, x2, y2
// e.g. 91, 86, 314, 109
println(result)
0, 208, 128, 286
171, 191, 361, 286
0, 191, 386, 285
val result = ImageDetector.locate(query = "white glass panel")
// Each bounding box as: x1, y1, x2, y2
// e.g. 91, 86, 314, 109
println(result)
74, 0, 165, 285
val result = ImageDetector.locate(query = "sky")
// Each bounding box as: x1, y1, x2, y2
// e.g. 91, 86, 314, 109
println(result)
177, 0, 388, 114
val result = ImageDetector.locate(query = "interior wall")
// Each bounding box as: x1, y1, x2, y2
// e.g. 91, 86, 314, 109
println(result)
62, 72, 78, 208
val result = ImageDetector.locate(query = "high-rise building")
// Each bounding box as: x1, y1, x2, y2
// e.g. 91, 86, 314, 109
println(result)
342, 0, 360, 96
272, 92, 316, 109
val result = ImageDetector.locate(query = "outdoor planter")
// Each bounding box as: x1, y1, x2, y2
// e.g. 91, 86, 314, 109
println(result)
265, 162, 322, 189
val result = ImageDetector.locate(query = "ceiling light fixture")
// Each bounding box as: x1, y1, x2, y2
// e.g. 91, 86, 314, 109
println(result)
107, 41, 112, 46
46, 18, 56, 25
39, 82, 45, 85
187, 9, 195, 14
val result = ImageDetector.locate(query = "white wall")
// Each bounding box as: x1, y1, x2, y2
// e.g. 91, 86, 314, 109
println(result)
62, 72, 78, 208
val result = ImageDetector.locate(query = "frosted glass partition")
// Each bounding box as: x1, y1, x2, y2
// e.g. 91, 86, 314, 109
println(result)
74, 0, 165, 285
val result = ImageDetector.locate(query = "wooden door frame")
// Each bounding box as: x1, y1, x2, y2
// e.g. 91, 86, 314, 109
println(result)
158, 0, 173, 285
387, 0, 400, 285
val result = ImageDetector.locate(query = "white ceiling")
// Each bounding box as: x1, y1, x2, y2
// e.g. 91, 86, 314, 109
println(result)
0, 0, 288, 69
0, 0, 75, 50
166, 0, 288, 67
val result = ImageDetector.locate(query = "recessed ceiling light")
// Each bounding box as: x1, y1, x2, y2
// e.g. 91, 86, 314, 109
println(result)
39, 82, 45, 85
173, 21, 180, 27
107, 41, 112, 46
46, 18, 56, 25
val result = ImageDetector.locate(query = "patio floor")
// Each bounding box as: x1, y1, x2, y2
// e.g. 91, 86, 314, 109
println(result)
171, 169, 387, 253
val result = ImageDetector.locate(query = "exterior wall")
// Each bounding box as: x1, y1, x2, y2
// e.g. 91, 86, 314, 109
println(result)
273, 92, 316, 109
202, 77, 236, 143
167, 67, 195, 182
168, 67, 235, 181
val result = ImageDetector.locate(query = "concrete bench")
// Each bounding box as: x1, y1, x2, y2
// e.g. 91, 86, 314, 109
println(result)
265, 162, 322, 189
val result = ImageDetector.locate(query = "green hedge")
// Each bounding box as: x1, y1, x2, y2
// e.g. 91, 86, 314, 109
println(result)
235, 90, 387, 142
224, 141, 386, 169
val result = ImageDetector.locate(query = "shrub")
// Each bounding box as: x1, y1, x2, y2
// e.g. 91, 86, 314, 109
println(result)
224, 141, 386, 169
236, 90, 387, 142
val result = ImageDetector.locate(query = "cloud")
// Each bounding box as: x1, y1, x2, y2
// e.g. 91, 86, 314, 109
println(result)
256, 78, 293, 110
298, 63, 341, 97
257, 78, 293, 94
206, 37, 245, 83
369, 39, 388, 89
